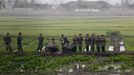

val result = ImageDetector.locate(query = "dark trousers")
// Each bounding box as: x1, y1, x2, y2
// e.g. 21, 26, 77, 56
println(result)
96, 46, 100, 52
74, 46, 77, 52
91, 45, 95, 52
18, 44, 23, 52
61, 43, 65, 50
50, 47, 58, 53
63, 48, 70, 54
101, 45, 105, 52
73, 46, 77, 52
37, 44, 43, 51
85, 45, 89, 53
78, 43, 82, 52
5, 43, 12, 52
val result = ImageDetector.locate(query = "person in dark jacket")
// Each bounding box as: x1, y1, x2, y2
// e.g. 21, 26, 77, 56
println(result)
37, 33, 44, 52
17, 32, 23, 53
3, 33, 12, 52
85, 34, 90, 53
90, 34, 96, 52
96, 35, 101, 52
100, 35, 106, 52
60, 34, 68, 50
77, 34, 83, 52
72, 34, 78, 52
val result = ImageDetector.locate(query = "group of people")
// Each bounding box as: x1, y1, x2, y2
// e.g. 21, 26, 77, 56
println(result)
3, 32, 106, 54
3, 32, 23, 53
60, 34, 106, 54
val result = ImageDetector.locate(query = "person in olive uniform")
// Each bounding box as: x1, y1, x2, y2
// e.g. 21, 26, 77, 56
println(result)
100, 35, 106, 52
60, 34, 68, 50
96, 35, 101, 52
85, 34, 90, 53
17, 32, 23, 52
77, 34, 83, 52
37, 33, 44, 52
72, 34, 78, 52
90, 34, 96, 52
3, 33, 12, 52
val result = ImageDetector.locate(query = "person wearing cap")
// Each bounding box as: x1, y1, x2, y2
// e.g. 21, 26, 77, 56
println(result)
3, 33, 12, 52
96, 35, 101, 52
17, 32, 23, 53
72, 34, 78, 52
85, 34, 90, 53
60, 34, 68, 50
90, 34, 96, 52
37, 33, 44, 52
100, 35, 106, 52
77, 34, 83, 52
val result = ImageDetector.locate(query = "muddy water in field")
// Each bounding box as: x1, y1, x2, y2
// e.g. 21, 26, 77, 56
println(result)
59, 72, 133, 75
55, 62, 133, 75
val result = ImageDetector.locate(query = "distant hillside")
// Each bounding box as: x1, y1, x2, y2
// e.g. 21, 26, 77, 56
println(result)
58, 1, 113, 11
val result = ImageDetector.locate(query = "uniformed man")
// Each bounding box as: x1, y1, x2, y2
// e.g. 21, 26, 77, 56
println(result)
60, 34, 68, 50
37, 33, 44, 52
100, 35, 106, 52
96, 35, 101, 52
3, 33, 12, 52
72, 34, 78, 52
90, 34, 96, 52
85, 34, 90, 53
17, 32, 23, 53
77, 34, 83, 52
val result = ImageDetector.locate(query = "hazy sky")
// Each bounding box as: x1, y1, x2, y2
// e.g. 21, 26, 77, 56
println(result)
37, 0, 122, 5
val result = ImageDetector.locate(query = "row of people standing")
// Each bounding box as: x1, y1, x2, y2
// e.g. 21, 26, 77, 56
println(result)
3, 32, 23, 53
61, 34, 106, 53
3, 32, 58, 53
3, 32, 106, 53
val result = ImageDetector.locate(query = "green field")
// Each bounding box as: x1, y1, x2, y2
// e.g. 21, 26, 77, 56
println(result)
0, 55, 133, 72
0, 16, 134, 51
